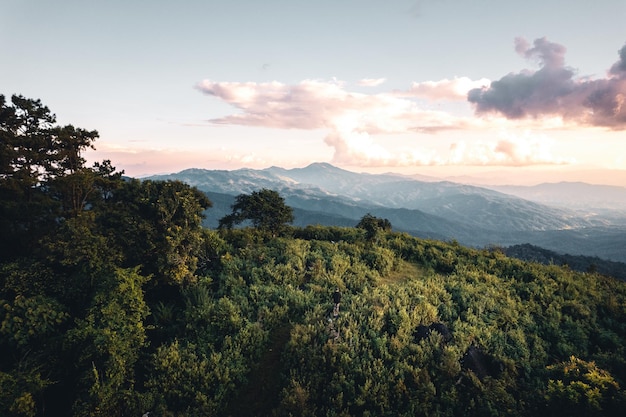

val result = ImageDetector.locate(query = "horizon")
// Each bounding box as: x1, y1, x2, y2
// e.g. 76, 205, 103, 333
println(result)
2, 1, 626, 186
142, 161, 626, 188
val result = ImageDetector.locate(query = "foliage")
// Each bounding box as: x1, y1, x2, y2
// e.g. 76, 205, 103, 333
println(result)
0, 94, 99, 259
356, 213, 392, 243
545, 356, 625, 416
68, 267, 150, 417
219, 188, 294, 236
103, 179, 212, 285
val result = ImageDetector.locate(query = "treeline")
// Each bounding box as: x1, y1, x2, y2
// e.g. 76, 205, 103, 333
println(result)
2, 95, 626, 416
505, 243, 626, 281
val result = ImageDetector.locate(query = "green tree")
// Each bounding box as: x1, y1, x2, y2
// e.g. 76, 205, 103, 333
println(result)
0, 294, 68, 417
356, 213, 392, 242
0, 94, 100, 260
68, 267, 150, 417
219, 188, 293, 236
0, 95, 57, 187
104, 179, 212, 285
1, 94, 60, 259
545, 356, 624, 416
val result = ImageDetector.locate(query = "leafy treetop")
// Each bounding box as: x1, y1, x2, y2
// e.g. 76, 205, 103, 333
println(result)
219, 188, 294, 236
356, 213, 392, 241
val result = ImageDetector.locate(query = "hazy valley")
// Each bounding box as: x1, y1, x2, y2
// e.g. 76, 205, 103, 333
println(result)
149, 162, 626, 264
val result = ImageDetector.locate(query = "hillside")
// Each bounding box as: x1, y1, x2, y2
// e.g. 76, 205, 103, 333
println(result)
505, 243, 626, 280
4, 221, 626, 415
151, 163, 591, 232
203, 190, 459, 241
150, 164, 626, 262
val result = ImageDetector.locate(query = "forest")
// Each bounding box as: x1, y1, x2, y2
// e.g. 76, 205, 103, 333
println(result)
1, 94, 626, 417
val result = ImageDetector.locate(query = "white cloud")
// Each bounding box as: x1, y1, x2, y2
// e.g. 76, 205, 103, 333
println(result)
357, 78, 387, 87
196, 78, 574, 168
197, 78, 472, 156
448, 131, 575, 166
399, 77, 491, 101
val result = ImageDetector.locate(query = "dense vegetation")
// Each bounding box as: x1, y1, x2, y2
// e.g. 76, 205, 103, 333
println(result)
2, 95, 626, 416
505, 243, 626, 281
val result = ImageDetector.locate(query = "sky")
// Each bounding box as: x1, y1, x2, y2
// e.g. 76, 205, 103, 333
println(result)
2, 0, 626, 185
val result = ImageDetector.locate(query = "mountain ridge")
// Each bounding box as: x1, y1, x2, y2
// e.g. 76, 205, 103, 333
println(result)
147, 163, 626, 263
487, 181, 626, 212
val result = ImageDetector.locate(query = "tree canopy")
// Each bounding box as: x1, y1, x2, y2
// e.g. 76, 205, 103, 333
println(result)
0, 94, 214, 416
219, 188, 294, 236
0, 94, 101, 258
356, 213, 392, 241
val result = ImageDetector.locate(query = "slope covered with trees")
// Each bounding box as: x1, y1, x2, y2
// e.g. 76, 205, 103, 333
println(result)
2, 95, 626, 416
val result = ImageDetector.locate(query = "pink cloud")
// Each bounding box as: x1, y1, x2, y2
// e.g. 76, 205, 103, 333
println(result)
357, 78, 387, 87
400, 77, 491, 101
196, 79, 477, 165
469, 38, 626, 129
449, 131, 574, 166
196, 78, 575, 168
85, 144, 275, 177
196, 79, 469, 132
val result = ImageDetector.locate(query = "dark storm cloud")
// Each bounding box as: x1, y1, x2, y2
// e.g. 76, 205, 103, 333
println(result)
468, 38, 626, 129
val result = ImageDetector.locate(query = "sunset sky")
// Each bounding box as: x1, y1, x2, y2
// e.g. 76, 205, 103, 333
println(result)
2, 0, 626, 185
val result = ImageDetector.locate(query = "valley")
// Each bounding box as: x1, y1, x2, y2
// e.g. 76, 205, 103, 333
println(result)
150, 163, 626, 263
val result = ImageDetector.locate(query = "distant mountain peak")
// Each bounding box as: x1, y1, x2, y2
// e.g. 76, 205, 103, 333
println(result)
305, 162, 349, 172
306, 162, 335, 168
300, 162, 352, 173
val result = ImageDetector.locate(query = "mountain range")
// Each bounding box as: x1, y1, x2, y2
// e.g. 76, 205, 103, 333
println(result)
147, 163, 626, 263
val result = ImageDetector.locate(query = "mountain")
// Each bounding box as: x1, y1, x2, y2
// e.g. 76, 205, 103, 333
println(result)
148, 163, 626, 262
152, 163, 595, 231
202, 190, 461, 242
487, 182, 626, 212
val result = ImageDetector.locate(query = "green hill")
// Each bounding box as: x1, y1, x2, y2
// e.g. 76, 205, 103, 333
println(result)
3, 221, 626, 416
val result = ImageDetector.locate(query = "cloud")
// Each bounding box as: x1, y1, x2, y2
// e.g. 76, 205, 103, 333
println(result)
468, 38, 626, 129
196, 77, 576, 168
196, 79, 478, 165
86, 143, 277, 177
400, 77, 490, 101
610, 44, 626, 75
357, 78, 387, 87
449, 131, 574, 166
